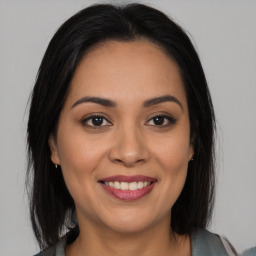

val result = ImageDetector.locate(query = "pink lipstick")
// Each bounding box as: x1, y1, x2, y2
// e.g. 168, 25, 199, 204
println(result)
99, 175, 157, 201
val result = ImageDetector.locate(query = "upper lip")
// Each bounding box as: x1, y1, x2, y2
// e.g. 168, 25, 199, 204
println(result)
99, 175, 157, 183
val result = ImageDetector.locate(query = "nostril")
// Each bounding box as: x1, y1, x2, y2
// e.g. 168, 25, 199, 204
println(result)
108, 139, 150, 166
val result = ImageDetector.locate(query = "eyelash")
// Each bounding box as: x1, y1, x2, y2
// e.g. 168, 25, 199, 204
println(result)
81, 114, 111, 129
146, 115, 176, 127
81, 114, 176, 129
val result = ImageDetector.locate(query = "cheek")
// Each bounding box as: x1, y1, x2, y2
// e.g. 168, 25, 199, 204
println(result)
157, 146, 189, 210
56, 132, 108, 198
150, 131, 190, 202
56, 136, 107, 211
152, 132, 191, 171
57, 131, 106, 172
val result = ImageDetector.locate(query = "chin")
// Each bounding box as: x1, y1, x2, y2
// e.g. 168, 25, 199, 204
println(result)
97, 208, 164, 235
105, 219, 154, 234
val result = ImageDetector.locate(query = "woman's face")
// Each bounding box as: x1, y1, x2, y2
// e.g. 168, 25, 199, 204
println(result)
49, 40, 193, 234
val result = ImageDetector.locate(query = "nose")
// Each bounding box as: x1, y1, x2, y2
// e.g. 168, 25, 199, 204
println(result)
108, 125, 150, 167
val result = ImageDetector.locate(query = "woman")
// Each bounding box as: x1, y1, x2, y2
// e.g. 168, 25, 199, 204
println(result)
27, 3, 238, 256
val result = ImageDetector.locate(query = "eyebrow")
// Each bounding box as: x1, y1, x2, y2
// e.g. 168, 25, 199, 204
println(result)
72, 96, 117, 108
143, 95, 183, 110
71, 95, 183, 110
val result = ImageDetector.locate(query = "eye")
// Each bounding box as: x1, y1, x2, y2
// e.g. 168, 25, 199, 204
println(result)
81, 115, 111, 128
146, 115, 176, 127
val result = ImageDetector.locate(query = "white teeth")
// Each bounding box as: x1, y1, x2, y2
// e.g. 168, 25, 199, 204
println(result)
114, 181, 120, 189
103, 181, 152, 191
129, 182, 138, 191
137, 181, 144, 189
120, 182, 129, 190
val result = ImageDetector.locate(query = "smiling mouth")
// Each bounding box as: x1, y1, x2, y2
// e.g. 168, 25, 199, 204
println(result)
101, 181, 153, 191
99, 175, 157, 201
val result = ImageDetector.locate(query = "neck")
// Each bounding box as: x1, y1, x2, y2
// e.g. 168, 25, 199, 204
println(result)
66, 217, 191, 256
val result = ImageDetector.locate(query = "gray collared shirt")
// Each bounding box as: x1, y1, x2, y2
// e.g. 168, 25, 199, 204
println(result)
35, 228, 238, 256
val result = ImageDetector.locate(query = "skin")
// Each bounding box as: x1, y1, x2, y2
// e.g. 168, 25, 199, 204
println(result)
49, 40, 193, 256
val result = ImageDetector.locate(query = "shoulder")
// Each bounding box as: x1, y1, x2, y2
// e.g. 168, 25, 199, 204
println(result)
242, 246, 256, 256
34, 246, 56, 256
34, 227, 79, 256
34, 236, 66, 256
191, 229, 238, 256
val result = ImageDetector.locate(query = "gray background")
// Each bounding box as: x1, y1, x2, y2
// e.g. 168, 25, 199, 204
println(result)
0, 0, 255, 255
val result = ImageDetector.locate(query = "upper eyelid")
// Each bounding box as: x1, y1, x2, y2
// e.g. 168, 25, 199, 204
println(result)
82, 113, 111, 121
146, 115, 176, 124
146, 112, 176, 121
82, 113, 174, 120
148, 113, 173, 119
81, 114, 112, 127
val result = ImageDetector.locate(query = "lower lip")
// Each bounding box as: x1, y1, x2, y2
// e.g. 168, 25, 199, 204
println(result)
100, 182, 156, 201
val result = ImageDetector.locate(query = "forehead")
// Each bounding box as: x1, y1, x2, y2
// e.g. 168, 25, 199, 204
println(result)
67, 39, 187, 108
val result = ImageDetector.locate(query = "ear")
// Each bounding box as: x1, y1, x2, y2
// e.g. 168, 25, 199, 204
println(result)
188, 145, 194, 161
48, 135, 60, 165
189, 130, 196, 161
